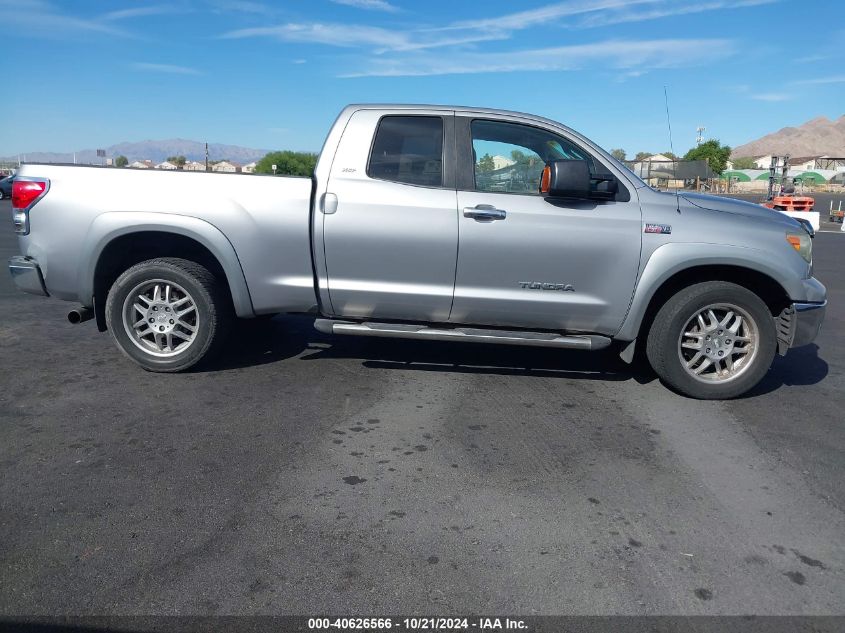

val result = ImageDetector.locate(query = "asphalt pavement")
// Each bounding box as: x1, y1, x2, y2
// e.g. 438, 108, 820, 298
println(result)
0, 198, 843, 616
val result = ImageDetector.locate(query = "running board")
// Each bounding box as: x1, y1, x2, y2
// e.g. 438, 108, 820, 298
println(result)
314, 319, 611, 351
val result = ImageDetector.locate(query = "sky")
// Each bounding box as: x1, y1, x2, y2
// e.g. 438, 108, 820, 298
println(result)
1, 0, 843, 158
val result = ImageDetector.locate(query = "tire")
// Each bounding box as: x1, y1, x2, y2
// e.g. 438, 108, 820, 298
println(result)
646, 281, 776, 399
105, 257, 232, 372
0, 190, 5, 200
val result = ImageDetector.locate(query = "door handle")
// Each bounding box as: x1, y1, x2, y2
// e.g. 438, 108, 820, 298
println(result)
463, 205, 507, 221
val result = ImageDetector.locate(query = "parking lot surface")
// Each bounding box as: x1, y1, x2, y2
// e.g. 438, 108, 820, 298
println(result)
0, 198, 843, 616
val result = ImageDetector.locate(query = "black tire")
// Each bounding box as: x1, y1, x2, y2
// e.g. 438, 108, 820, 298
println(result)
0, 190, 5, 200
105, 257, 232, 372
646, 281, 776, 399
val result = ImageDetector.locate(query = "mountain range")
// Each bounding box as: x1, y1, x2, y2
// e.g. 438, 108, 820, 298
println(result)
732, 115, 845, 158
1, 139, 272, 165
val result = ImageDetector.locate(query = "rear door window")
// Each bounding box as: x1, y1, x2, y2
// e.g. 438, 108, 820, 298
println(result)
368, 116, 444, 187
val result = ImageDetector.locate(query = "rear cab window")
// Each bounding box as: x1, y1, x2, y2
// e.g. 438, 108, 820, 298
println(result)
367, 116, 444, 187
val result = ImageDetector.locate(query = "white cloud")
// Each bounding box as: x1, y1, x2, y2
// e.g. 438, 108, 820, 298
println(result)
0, 0, 130, 37
342, 38, 734, 77
101, 5, 179, 21
792, 54, 829, 64
751, 93, 792, 102
792, 75, 845, 85
577, 0, 776, 28
443, 0, 658, 32
331, 0, 398, 12
222, 22, 410, 49
131, 62, 203, 75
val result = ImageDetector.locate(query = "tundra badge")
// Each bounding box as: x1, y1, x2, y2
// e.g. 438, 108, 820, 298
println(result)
519, 282, 575, 291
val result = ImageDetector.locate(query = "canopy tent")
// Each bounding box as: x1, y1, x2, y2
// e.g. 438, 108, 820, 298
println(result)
793, 171, 828, 183
720, 170, 752, 182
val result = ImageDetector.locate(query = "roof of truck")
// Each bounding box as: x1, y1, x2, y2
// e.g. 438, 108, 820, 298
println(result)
343, 103, 569, 129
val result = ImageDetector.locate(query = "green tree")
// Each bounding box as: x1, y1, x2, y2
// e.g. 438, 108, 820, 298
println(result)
683, 139, 732, 175
634, 151, 652, 161
114, 155, 128, 168
166, 155, 187, 167
255, 151, 318, 176
477, 153, 495, 173
610, 148, 626, 161
732, 156, 756, 169
662, 151, 677, 160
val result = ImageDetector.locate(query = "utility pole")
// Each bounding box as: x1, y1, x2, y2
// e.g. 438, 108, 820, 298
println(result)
205, 142, 209, 172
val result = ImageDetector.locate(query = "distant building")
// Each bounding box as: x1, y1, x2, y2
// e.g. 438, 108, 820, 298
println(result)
751, 155, 773, 170
644, 153, 674, 163
814, 156, 845, 171
788, 156, 820, 171
155, 161, 177, 170
212, 160, 239, 173
491, 155, 515, 170
241, 161, 257, 174
129, 161, 150, 169
183, 161, 206, 171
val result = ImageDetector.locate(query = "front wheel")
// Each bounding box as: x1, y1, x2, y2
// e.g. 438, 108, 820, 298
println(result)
646, 282, 776, 399
105, 257, 232, 372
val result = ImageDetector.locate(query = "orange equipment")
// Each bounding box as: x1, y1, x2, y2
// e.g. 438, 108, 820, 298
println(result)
763, 196, 815, 212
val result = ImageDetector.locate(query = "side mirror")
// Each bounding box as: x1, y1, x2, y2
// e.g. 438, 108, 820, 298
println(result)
540, 159, 618, 201
541, 159, 590, 199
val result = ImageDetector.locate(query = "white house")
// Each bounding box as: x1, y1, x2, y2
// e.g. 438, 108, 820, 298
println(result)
491, 155, 516, 170
212, 160, 239, 173
241, 161, 257, 174
752, 155, 773, 169
183, 161, 206, 171
155, 161, 177, 170
129, 161, 149, 169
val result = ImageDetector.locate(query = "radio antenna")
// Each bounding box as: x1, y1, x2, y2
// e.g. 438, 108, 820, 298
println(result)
663, 85, 680, 206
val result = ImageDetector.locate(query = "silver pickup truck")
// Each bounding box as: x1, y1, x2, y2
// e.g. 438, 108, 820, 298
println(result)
9, 104, 826, 399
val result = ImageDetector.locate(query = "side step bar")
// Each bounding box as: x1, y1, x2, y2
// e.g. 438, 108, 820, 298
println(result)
314, 319, 611, 351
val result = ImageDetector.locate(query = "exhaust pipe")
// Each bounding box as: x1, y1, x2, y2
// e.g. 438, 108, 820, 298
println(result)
68, 307, 94, 324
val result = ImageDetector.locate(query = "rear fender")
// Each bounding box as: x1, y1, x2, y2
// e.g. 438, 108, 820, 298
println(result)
79, 212, 255, 318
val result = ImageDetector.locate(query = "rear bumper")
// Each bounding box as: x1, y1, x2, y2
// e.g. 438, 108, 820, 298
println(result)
791, 301, 826, 348
8, 256, 48, 296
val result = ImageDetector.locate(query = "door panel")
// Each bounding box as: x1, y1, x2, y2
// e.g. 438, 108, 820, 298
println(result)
322, 110, 458, 321
451, 117, 642, 334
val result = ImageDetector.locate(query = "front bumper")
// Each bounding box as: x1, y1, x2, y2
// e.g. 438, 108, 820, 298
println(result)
792, 301, 826, 347
8, 256, 48, 296
776, 301, 826, 353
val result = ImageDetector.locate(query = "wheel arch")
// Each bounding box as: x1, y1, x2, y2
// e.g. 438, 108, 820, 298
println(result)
82, 213, 255, 331
617, 244, 795, 344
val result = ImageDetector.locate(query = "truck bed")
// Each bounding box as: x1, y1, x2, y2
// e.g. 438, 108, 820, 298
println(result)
15, 164, 317, 315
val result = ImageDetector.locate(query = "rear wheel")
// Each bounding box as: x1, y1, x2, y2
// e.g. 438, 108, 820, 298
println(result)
105, 257, 232, 372
646, 282, 776, 399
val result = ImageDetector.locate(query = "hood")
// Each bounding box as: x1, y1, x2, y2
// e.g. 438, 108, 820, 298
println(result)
679, 192, 799, 225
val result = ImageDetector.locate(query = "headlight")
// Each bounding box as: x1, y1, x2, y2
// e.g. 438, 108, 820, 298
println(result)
786, 231, 812, 263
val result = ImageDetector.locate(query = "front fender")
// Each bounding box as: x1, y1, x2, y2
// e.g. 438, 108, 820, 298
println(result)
615, 242, 805, 341
78, 212, 255, 318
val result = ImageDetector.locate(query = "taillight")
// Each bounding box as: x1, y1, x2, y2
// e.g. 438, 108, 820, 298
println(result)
12, 179, 47, 209
11, 178, 49, 235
